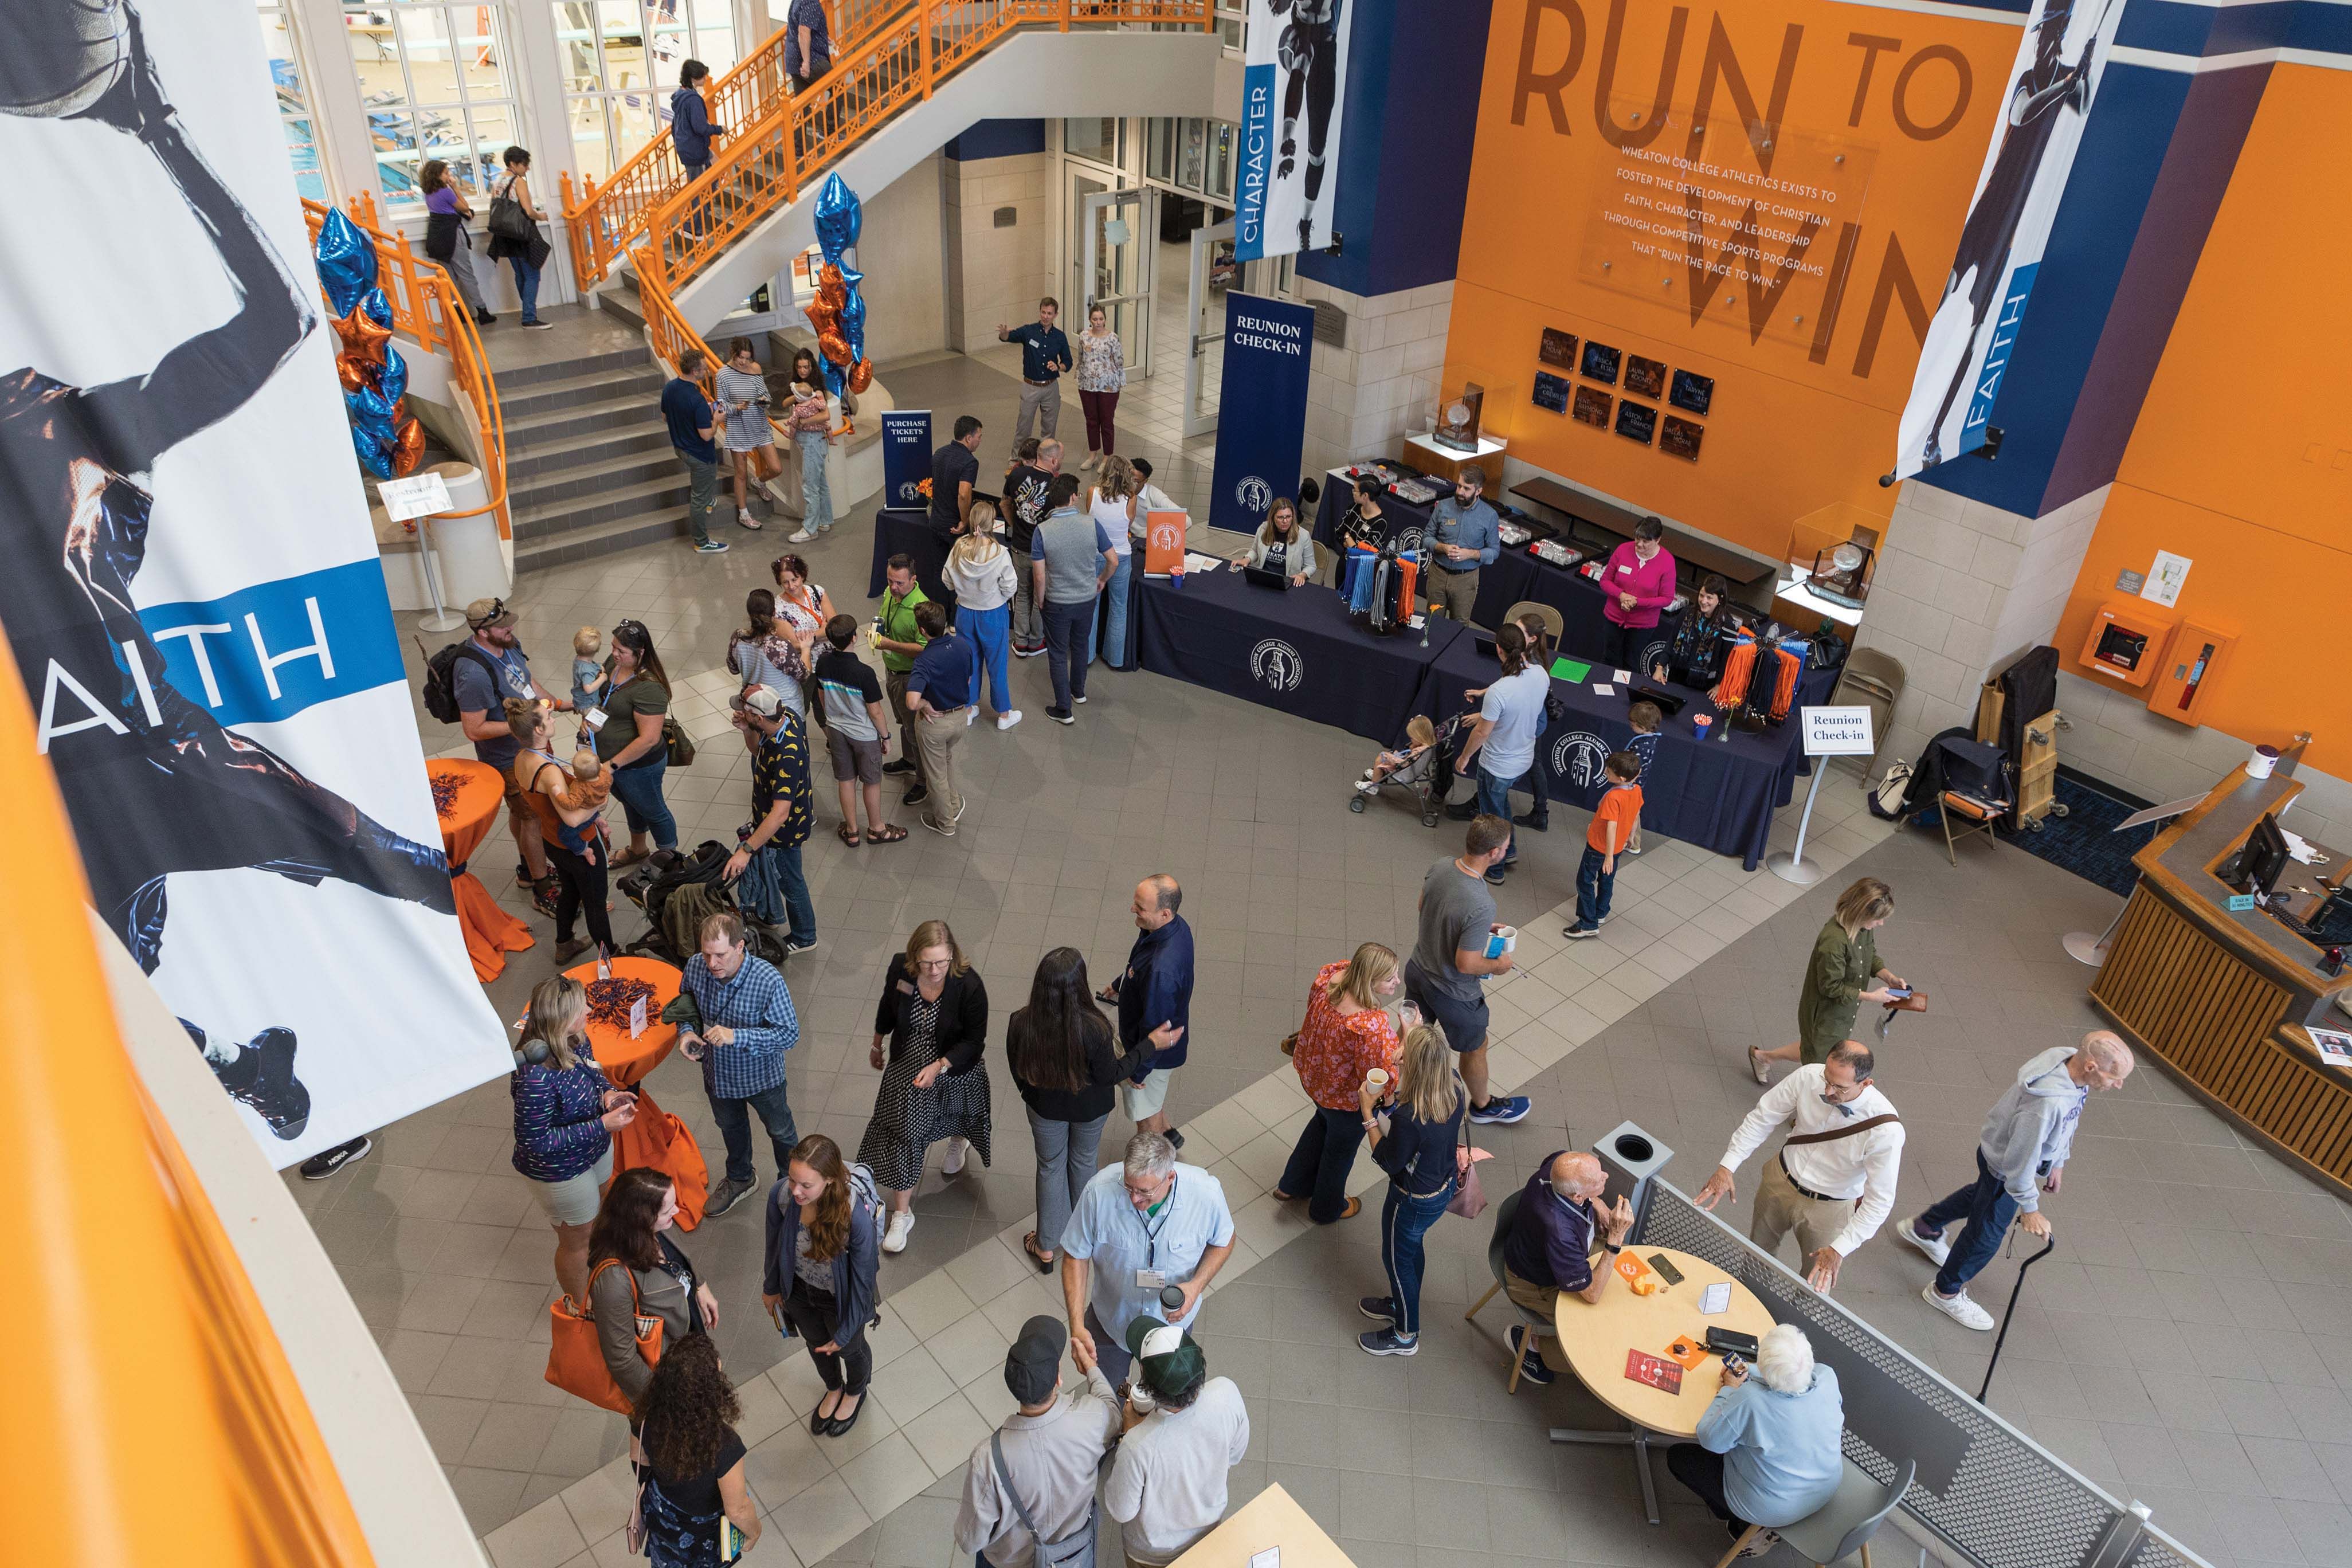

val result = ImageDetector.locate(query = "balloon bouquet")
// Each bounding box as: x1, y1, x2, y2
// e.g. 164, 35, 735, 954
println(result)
312, 207, 425, 481
803, 173, 875, 402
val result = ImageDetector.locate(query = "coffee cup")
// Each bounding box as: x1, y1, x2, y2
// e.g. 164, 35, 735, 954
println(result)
1484, 925, 1516, 961
1364, 1068, 1390, 1096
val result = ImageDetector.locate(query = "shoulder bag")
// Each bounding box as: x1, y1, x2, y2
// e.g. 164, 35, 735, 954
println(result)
1781, 1112, 1900, 1148
546, 1257, 663, 1414
487, 179, 536, 245
992, 1428, 1097, 1567
1447, 1083, 1490, 1218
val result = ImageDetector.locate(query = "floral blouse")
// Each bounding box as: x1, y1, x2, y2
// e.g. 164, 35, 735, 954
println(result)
1292, 962, 1402, 1111
1074, 330, 1126, 393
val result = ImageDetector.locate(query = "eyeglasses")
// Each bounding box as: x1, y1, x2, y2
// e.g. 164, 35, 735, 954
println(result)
915, 957, 953, 972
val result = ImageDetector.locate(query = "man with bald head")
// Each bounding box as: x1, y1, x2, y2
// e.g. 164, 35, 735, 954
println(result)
1899, 1031, 2134, 1330
1498, 1150, 1636, 1385
1103, 875, 1194, 1147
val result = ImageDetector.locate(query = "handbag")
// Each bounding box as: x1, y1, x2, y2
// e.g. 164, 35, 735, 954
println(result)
624, 1476, 649, 1555
545, 1257, 663, 1414
1279, 1030, 1299, 1057
1447, 1084, 1489, 1218
487, 182, 536, 245
665, 714, 697, 767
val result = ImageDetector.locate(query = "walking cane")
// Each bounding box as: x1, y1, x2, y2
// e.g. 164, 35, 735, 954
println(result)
1977, 1225, 2057, 1404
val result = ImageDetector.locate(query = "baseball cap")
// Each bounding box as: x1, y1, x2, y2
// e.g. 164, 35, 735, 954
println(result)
465, 597, 516, 630
1123, 1315, 1206, 1402
1004, 1315, 1066, 1406
743, 684, 784, 718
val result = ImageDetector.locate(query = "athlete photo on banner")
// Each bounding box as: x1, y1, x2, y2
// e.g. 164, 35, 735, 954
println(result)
1894, 0, 2125, 480
1236, 0, 1353, 261
0, 0, 511, 1163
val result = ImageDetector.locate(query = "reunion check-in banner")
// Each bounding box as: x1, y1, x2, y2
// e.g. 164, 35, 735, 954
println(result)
0, 0, 510, 1165
1236, 0, 1355, 261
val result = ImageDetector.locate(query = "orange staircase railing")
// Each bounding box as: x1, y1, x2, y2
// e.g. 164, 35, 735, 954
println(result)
299, 195, 510, 541
560, 0, 909, 289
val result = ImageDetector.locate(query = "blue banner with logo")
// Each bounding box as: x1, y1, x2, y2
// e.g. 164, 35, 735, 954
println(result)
881, 409, 932, 511
1208, 293, 1316, 539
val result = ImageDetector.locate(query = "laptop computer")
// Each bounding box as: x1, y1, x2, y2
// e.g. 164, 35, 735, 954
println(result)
1242, 566, 1292, 591
1629, 684, 1686, 717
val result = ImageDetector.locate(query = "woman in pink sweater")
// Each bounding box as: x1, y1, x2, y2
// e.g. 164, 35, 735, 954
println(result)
1600, 515, 1679, 672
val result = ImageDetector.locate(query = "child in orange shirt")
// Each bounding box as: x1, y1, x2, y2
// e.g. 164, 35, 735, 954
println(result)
1564, 751, 1643, 938
544, 749, 613, 864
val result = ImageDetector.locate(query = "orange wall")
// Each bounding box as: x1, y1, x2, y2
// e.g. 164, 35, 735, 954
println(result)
1449, 0, 2022, 558
2054, 65, 2352, 777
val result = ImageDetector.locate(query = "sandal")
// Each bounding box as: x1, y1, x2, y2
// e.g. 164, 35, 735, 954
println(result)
838, 823, 862, 847
1022, 1232, 1054, 1273
611, 845, 652, 869
866, 824, 908, 844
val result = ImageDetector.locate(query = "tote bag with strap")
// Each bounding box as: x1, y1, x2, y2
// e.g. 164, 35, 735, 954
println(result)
992, 1429, 1096, 1568
546, 1257, 663, 1414
487, 177, 537, 245
1447, 1082, 1490, 1218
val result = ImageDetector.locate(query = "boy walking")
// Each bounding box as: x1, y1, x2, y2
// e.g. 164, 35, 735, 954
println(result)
1564, 752, 1643, 939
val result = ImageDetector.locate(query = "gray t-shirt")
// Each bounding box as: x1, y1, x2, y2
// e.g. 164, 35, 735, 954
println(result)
1413, 856, 1495, 1002
450, 642, 539, 767
1478, 664, 1550, 781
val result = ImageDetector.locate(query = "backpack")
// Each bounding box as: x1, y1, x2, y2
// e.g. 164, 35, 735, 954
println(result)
1868, 761, 1915, 821
419, 638, 500, 725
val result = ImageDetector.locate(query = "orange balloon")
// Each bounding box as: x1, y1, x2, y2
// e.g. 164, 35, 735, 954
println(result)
391, 417, 426, 476
817, 330, 851, 366
848, 358, 873, 394
336, 355, 371, 393
805, 298, 838, 335
330, 304, 393, 367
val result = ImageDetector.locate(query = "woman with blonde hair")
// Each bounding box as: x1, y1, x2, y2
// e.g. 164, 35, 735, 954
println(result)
1356, 1022, 1468, 1355
1275, 941, 1410, 1224
1231, 494, 1318, 586
943, 500, 1021, 729
1089, 453, 1142, 669
762, 1134, 882, 1437
857, 919, 992, 1254
1750, 876, 1907, 1083
510, 973, 639, 1299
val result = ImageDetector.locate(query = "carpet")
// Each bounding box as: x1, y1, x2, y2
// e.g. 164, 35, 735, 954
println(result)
2006, 773, 2158, 899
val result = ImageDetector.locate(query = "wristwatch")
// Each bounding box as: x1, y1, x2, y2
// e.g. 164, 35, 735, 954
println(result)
1601, 1241, 1623, 1254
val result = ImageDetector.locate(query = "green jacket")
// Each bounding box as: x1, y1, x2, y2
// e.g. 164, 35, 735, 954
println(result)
878, 585, 930, 673
1795, 919, 1877, 1064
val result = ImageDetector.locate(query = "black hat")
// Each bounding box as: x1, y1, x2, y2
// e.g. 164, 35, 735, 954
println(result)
1005, 1315, 1066, 1406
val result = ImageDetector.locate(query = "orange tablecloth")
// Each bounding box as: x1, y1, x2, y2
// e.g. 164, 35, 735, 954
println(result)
565, 957, 709, 1230
431, 758, 535, 981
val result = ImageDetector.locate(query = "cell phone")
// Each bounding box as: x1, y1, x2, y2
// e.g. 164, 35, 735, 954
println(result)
1646, 1253, 1686, 1286
1721, 1353, 1746, 1377
1885, 986, 1912, 999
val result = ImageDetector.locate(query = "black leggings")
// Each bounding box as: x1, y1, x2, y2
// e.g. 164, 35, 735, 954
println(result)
544, 836, 613, 951
1667, 1443, 1751, 1530
785, 1278, 872, 1394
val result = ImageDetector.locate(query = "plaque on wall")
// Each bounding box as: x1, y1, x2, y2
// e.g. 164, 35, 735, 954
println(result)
1661, 415, 1705, 461
1579, 340, 1621, 385
1532, 371, 1571, 413
1625, 355, 1667, 399
1539, 328, 1579, 370
1669, 369, 1715, 417
1614, 399, 1657, 445
1571, 385, 1612, 428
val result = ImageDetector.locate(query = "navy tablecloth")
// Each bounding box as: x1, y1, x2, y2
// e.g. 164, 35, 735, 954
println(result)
1132, 567, 1469, 744
867, 507, 955, 605
1422, 642, 1839, 871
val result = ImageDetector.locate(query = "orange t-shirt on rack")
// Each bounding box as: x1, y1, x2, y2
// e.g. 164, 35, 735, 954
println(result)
1587, 783, 1643, 854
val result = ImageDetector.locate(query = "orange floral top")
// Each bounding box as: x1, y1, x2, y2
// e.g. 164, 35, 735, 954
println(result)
1292, 962, 1402, 1111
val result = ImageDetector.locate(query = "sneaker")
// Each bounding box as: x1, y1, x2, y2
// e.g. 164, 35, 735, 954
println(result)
1625, 843, 1643, 856
1358, 1296, 1397, 1323
1506, 1324, 1555, 1385
997, 710, 1024, 731
703, 1176, 754, 1218
1484, 864, 1509, 885
695, 539, 731, 553
300, 1135, 372, 1180
474, 309, 498, 325
1359, 1327, 1420, 1357
904, 783, 930, 806
951, 798, 969, 824
522, 319, 555, 331
966, 709, 976, 727
1736, 1529, 1781, 1558
1444, 798, 1477, 821
1896, 1216, 1952, 1267
1165, 1128, 1185, 1151
787, 527, 818, 544
1074, 693, 1088, 705
923, 815, 956, 837
942, 1136, 968, 1175
1355, 779, 1381, 796
1512, 811, 1548, 832
1468, 1095, 1531, 1126
883, 1210, 916, 1253
1921, 1284, 1995, 1330
1014, 642, 1046, 658
1046, 707, 1075, 724
1562, 923, 1598, 940
785, 935, 820, 957
883, 758, 918, 776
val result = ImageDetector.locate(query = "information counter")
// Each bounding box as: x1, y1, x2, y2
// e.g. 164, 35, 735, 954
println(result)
2090, 741, 2352, 1198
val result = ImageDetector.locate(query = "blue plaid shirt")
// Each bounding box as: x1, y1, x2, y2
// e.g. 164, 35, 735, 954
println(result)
677, 952, 798, 1099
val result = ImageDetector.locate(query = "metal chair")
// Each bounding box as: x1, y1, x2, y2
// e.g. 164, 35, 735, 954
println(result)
1503, 599, 1565, 654
1832, 648, 1905, 770
1714, 1457, 1915, 1568
1463, 1187, 1557, 1394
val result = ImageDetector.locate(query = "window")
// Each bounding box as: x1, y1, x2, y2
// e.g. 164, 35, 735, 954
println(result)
256, 2, 327, 201
1063, 117, 1124, 170
556, 1, 739, 186
343, 2, 524, 212
1216, 0, 1245, 53
1208, 121, 1234, 203
1146, 117, 1175, 185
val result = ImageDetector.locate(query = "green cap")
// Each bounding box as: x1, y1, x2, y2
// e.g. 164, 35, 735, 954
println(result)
1122, 1314, 1206, 1401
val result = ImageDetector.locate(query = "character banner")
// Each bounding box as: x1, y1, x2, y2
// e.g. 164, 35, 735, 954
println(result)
0, 0, 510, 1165
1236, 0, 1354, 262
1206, 293, 1316, 539
1892, 0, 2126, 480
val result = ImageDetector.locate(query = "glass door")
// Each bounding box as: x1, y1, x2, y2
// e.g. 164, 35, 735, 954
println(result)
1080, 187, 1154, 381
1183, 219, 1236, 440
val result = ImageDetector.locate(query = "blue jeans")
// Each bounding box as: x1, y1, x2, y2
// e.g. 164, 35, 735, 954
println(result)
958, 601, 1013, 715
504, 253, 541, 324
1919, 1148, 2022, 1296
1042, 597, 1094, 711
1278, 1104, 1366, 1225
679, 158, 710, 235
795, 430, 834, 531
610, 756, 679, 850
771, 842, 814, 942
1475, 765, 1520, 864
1575, 842, 1617, 927
1379, 1177, 1457, 1337
1095, 548, 1134, 668
709, 1079, 797, 1187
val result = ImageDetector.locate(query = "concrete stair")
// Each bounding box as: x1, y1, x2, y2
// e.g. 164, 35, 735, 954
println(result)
498, 348, 700, 572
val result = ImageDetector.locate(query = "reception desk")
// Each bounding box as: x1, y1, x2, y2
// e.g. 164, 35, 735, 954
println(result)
2090, 741, 2352, 1198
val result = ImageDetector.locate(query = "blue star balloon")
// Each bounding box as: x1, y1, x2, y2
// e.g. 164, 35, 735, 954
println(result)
812, 174, 869, 398
313, 208, 378, 319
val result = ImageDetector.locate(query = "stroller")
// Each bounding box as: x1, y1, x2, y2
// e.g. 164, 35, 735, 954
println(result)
616, 840, 791, 967
1349, 711, 1470, 828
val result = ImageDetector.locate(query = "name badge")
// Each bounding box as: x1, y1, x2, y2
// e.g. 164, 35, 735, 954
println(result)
1617, 564, 1633, 575
1134, 1268, 1167, 1291
583, 707, 607, 730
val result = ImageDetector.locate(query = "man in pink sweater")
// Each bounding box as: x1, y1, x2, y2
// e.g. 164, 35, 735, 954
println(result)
1600, 515, 1679, 673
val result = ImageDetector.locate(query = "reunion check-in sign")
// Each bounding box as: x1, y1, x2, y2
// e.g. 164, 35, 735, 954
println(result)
1801, 705, 1876, 756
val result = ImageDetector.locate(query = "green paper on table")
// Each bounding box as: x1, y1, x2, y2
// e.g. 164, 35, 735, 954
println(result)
1551, 657, 1592, 682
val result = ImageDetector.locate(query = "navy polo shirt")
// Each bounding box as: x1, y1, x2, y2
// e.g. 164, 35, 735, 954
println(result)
905, 628, 979, 711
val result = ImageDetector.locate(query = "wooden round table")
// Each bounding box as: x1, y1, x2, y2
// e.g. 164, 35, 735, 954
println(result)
561, 957, 709, 1229
430, 757, 535, 980
1549, 1245, 1778, 1524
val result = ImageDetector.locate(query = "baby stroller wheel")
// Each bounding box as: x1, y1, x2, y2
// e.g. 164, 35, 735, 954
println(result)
1421, 807, 1440, 828
1349, 794, 1367, 813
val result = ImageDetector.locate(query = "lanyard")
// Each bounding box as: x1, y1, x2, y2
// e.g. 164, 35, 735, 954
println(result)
1129, 1175, 1178, 1270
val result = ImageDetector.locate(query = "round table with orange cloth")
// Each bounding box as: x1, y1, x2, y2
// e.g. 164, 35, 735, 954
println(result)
565, 956, 710, 1230
430, 758, 535, 981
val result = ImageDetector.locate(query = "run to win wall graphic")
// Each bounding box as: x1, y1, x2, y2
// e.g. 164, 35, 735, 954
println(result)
0, 0, 511, 1165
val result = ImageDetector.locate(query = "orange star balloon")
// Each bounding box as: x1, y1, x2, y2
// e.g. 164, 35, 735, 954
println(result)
331, 303, 394, 367
817, 329, 851, 367
392, 417, 425, 476
848, 357, 873, 394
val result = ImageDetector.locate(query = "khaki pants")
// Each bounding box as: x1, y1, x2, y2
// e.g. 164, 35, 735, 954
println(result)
1016, 379, 1062, 443
912, 708, 966, 826
884, 669, 926, 786
1426, 566, 1480, 625
1503, 1267, 1559, 1320
1750, 1154, 1853, 1263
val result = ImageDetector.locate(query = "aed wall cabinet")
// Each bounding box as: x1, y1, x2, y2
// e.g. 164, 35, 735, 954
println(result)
2146, 621, 2236, 726
2080, 598, 2178, 688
